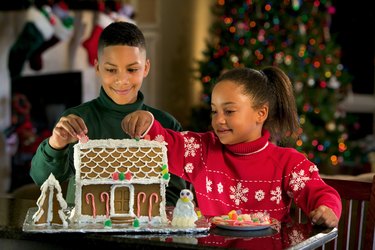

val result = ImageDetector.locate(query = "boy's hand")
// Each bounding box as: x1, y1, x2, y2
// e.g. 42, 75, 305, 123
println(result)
309, 205, 339, 228
121, 111, 153, 139
49, 114, 88, 150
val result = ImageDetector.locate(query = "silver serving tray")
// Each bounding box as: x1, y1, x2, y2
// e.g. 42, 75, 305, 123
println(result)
23, 207, 210, 234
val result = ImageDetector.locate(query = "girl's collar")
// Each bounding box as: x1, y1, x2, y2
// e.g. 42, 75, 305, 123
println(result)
226, 130, 270, 155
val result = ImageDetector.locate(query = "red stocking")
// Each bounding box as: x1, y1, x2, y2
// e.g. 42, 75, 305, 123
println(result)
82, 12, 113, 66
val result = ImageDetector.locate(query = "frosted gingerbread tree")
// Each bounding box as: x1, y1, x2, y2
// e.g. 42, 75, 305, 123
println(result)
32, 173, 68, 226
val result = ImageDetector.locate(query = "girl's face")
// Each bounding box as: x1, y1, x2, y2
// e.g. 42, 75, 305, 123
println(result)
95, 45, 150, 105
211, 80, 268, 145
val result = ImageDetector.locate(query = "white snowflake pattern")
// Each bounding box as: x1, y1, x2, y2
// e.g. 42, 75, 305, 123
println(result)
184, 163, 194, 173
217, 183, 223, 194
206, 177, 212, 193
309, 164, 319, 172
183, 136, 200, 158
270, 186, 282, 204
229, 183, 249, 206
154, 134, 165, 143
290, 170, 310, 191
255, 190, 265, 201
289, 229, 305, 245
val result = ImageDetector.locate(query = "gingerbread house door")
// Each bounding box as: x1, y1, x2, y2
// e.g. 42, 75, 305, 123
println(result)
112, 185, 133, 215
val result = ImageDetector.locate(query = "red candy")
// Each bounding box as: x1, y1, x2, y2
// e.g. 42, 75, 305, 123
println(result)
77, 133, 89, 143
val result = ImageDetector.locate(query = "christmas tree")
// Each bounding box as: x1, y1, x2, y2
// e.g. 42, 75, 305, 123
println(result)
192, 0, 357, 170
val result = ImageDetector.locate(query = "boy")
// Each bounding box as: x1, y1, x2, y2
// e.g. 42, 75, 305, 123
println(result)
30, 21, 186, 205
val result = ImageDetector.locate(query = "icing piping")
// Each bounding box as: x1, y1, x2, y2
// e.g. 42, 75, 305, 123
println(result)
137, 192, 146, 217
100, 192, 110, 218
148, 193, 159, 220
47, 186, 54, 223
85, 193, 96, 218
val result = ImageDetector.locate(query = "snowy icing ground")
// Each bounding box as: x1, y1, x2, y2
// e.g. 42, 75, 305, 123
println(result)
23, 207, 210, 234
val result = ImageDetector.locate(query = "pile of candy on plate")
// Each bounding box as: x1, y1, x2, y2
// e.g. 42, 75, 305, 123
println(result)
211, 210, 272, 226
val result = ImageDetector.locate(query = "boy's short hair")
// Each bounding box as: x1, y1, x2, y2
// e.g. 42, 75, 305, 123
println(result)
98, 21, 146, 55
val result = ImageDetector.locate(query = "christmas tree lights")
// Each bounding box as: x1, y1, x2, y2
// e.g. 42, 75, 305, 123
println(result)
192, 0, 357, 169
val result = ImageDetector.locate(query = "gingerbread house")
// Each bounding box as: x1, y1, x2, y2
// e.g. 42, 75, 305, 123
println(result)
72, 139, 170, 225
32, 173, 68, 227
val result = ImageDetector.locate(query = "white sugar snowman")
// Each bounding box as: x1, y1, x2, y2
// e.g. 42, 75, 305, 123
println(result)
171, 189, 198, 227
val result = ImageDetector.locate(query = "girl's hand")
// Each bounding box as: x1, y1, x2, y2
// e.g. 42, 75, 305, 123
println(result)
309, 205, 339, 228
121, 111, 153, 139
49, 114, 88, 150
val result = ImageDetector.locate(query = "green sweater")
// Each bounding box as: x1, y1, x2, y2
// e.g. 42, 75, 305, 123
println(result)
30, 88, 186, 205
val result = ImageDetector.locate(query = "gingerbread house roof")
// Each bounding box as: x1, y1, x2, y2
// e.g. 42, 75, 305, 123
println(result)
74, 139, 169, 184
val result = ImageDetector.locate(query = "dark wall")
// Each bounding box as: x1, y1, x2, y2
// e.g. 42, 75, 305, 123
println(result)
331, 0, 375, 94
11, 72, 82, 131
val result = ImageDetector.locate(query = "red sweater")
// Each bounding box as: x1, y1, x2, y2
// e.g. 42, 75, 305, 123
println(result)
148, 120, 342, 222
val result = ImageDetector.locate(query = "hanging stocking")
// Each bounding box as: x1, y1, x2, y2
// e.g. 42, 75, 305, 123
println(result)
82, 12, 113, 66
8, 6, 54, 78
29, 3, 74, 71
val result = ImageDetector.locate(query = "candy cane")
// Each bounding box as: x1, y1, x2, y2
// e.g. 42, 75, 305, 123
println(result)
100, 192, 110, 218
148, 193, 159, 220
137, 192, 146, 217
85, 193, 96, 218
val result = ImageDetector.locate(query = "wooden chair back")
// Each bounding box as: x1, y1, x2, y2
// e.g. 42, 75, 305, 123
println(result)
292, 176, 375, 250
322, 176, 375, 250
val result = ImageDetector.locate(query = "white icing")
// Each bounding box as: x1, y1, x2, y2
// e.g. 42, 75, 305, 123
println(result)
47, 186, 54, 223
171, 217, 197, 227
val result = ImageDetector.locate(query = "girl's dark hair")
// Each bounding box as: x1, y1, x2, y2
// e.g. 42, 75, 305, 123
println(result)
216, 66, 300, 141
98, 21, 146, 55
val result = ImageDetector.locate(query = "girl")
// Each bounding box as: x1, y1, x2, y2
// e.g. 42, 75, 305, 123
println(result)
122, 66, 341, 227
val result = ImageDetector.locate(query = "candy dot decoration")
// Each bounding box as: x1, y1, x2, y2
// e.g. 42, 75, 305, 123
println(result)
112, 172, 119, 180
119, 172, 125, 180
196, 210, 202, 218
104, 219, 112, 228
125, 172, 132, 180
161, 165, 170, 180
133, 218, 140, 227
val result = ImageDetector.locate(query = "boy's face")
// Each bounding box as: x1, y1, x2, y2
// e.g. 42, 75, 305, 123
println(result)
95, 45, 150, 105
